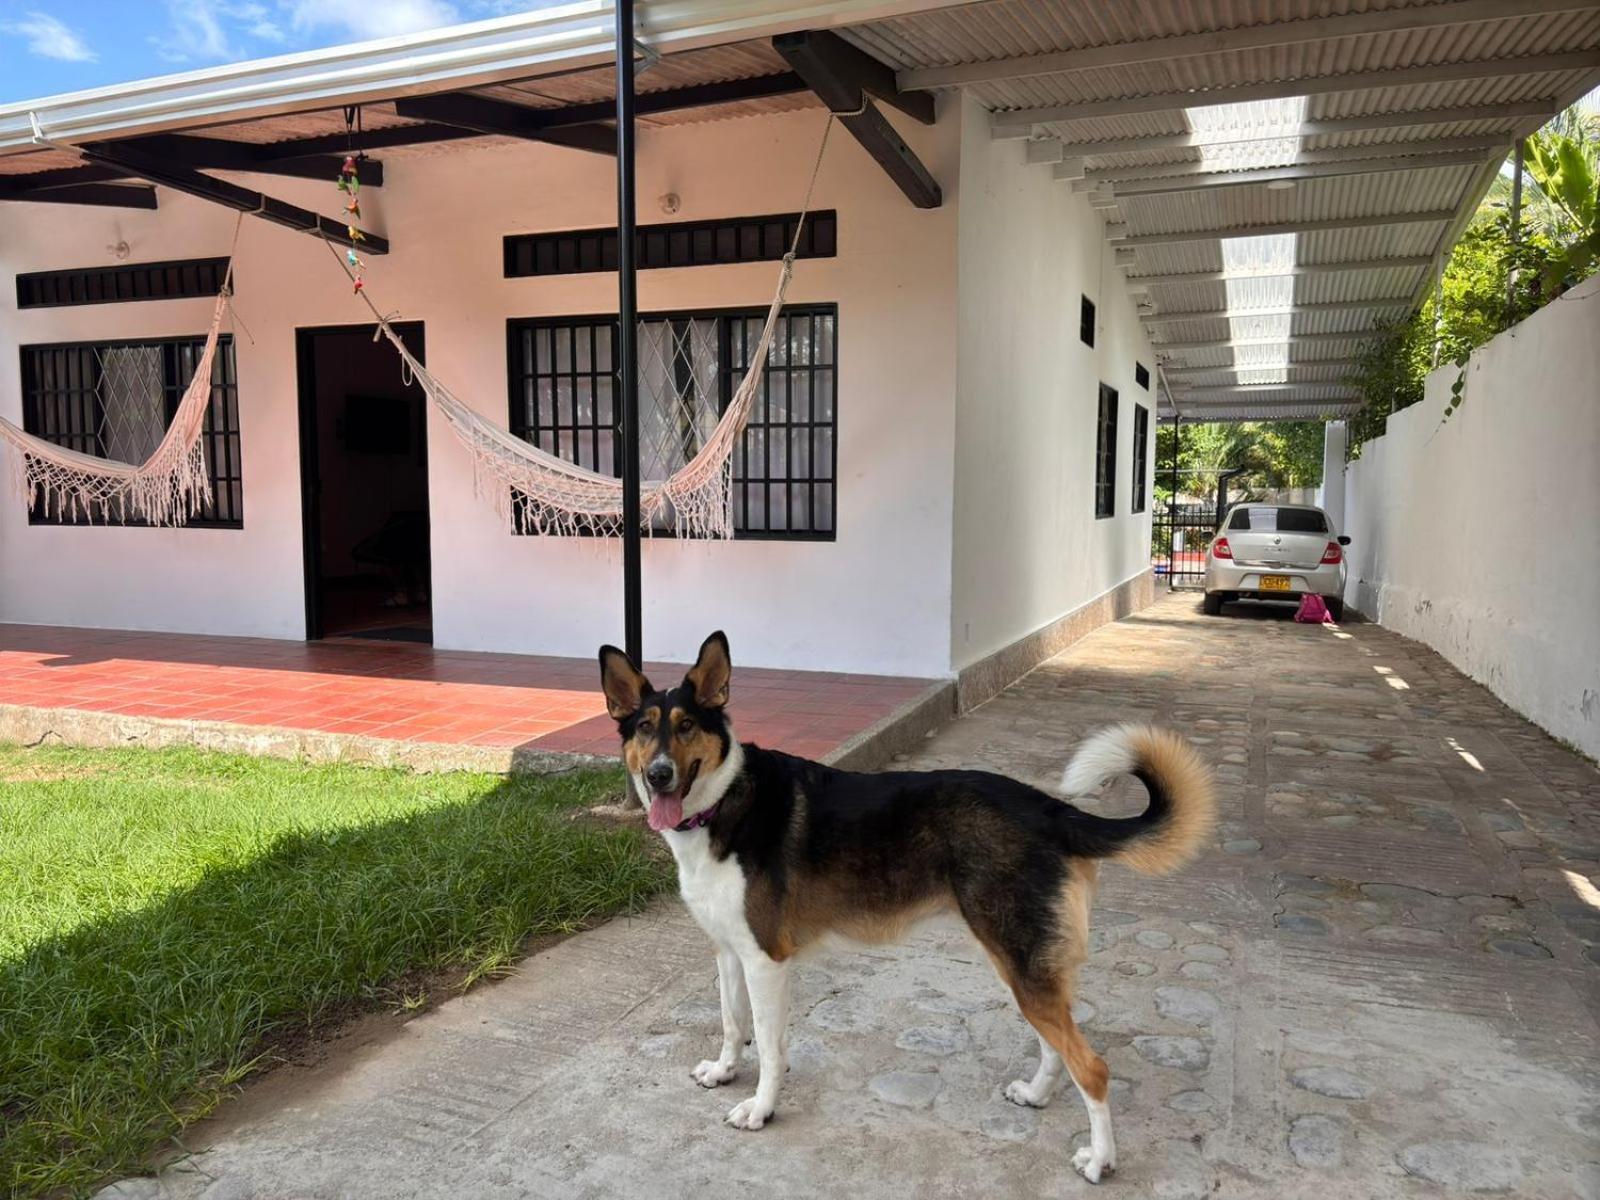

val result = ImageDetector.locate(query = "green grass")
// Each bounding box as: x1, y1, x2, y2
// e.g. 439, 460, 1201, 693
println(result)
0, 743, 671, 1199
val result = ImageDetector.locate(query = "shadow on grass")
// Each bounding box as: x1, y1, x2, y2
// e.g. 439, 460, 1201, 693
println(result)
0, 768, 669, 1199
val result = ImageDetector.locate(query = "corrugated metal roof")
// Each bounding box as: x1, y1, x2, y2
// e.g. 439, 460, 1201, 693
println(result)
844, 0, 1600, 419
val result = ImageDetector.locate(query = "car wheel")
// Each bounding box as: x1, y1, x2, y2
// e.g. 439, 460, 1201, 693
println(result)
1325, 597, 1344, 622
1202, 591, 1224, 616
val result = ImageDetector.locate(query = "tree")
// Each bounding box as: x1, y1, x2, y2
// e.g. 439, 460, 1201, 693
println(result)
1154, 419, 1325, 500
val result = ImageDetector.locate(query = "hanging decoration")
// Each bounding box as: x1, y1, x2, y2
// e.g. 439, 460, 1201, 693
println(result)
337, 107, 367, 293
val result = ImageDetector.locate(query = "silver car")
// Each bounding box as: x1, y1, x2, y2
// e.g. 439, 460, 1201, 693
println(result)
1202, 503, 1349, 619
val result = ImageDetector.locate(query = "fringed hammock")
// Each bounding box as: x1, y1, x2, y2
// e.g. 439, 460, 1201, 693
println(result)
3, 114, 841, 538
0, 263, 233, 525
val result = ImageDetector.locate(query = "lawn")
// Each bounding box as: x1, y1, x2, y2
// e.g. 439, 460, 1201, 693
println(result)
0, 742, 670, 1199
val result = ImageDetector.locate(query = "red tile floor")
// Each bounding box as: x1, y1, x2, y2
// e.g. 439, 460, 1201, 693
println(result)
0, 625, 936, 761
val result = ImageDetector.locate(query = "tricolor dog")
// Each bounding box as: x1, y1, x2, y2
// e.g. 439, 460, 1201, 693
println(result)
598, 631, 1216, 1183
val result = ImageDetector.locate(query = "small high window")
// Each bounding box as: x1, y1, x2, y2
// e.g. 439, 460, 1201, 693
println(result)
1080, 296, 1096, 347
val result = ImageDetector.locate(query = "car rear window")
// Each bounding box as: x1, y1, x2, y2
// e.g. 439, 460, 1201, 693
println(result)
1227, 506, 1329, 533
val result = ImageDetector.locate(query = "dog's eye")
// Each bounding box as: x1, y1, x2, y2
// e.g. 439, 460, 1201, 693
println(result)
676, 718, 694, 736
637, 720, 656, 736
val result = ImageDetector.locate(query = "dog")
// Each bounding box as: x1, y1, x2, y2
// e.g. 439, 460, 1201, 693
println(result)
598, 631, 1216, 1184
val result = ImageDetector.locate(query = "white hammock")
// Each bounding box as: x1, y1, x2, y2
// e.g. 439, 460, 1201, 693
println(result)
0, 274, 231, 526
7, 114, 837, 537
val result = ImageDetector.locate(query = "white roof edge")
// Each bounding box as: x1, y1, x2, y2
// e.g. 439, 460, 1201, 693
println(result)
0, 0, 966, 156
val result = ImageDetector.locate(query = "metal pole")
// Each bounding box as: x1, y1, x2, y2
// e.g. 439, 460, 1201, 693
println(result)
1507, 137, 1524, 316
1167, 412, 1181, 590
616, 0, 643, 665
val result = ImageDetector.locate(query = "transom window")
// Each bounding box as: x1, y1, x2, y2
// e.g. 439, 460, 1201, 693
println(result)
1095, 383, 1118, 519
19, 336, 242, 527
1131, 403, 1149, 514
507, 305, 837, 539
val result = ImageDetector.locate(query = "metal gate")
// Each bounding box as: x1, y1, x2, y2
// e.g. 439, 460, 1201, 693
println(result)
1152, 503, 1219, 589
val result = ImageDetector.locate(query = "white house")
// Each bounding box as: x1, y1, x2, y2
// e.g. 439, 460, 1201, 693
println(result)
0, 4, 1161, 698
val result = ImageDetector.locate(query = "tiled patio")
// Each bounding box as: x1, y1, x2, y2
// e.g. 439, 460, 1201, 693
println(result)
0, 625, 938, 762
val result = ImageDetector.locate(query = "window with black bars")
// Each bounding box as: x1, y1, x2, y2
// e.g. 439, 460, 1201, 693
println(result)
1134, 362, 1150, 390
1080, 296, 1096, 347
1095, 383, 1118, 519
1131, 403, 1149, 514
20, 336, 243, 527
507, 305, 837, 539
504, 212, 837, 278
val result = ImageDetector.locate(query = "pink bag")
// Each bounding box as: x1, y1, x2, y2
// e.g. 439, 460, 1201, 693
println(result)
1294, 593, 1331, 624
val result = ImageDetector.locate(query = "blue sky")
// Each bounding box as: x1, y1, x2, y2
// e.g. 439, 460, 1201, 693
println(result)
0, 0, 550, 102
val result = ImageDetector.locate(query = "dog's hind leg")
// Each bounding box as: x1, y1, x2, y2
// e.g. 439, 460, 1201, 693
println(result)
693, 946, 750, 1088
1018, 994, 1116, 1184
1005, 1029, 1065, 1108
724, 955, 791, 1131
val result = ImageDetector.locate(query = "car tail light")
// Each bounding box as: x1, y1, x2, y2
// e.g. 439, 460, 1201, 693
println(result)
1212, 537, 1232, 559
1321, 541, 1343, 564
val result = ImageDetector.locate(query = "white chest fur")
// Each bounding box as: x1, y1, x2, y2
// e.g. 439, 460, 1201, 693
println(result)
663, 828, 752, 951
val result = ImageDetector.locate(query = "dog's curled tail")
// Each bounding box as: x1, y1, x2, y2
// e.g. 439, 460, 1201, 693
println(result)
1059, 724, 1217, 876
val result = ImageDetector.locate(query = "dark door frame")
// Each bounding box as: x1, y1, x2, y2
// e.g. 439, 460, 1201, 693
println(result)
294, 321, 427, 641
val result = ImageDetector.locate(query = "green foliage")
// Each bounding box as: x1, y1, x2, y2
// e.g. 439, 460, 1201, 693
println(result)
1154, 418, 1326, 500
0, 744, 670, 1197
1348, 104, 1599, 455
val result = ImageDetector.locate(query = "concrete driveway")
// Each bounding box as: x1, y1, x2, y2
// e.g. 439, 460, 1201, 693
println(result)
106, 593, 1600, 1199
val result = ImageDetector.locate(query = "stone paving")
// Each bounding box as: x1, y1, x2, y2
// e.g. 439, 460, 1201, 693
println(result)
103, 592, 1600, 1200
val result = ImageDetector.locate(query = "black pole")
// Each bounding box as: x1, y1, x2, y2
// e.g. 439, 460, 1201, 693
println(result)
616, 0, 643, 665
1167, 413, 1180, 589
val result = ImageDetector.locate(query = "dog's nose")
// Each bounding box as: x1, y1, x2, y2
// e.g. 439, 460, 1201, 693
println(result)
645, 760, 676, 790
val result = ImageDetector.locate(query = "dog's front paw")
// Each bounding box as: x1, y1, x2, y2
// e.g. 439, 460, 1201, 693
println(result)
692, 1058, 737, 1088
1072, 1146, 1115, 1184
724, 1097, 773, 1131
1004, 1079, 1051, 1108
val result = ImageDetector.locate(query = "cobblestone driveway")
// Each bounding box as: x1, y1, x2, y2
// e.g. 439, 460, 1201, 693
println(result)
111, 593, 1600, 1200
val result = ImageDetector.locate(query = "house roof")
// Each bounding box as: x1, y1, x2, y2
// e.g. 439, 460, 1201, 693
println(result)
5, 0, 1598, 423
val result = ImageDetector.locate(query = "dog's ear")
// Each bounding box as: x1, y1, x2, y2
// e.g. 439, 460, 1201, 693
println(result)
599, 645, 652, 721
684, 631, 731, 710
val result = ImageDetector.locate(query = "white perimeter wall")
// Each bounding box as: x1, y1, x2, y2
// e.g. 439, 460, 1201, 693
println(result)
1342, 271, 1600, 759
1, 107, 960, 677
949, 97, 1157, 672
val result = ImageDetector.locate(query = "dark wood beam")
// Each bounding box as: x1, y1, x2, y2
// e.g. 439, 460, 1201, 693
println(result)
0, 180, 158, 209
73, 143, 387, 253
107, 135, 385, 185
252, 123, 477, 160
773, 31, 935, 125
393, 93, 617, 155
773, 31, 941, 209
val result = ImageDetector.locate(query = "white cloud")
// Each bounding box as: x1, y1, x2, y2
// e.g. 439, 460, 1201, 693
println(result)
153, 0, 238, 61
1, 12, 97, 62
284, 0, 462, 40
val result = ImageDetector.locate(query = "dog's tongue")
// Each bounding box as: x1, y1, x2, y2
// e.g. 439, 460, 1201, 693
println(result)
648, 789, 685, 832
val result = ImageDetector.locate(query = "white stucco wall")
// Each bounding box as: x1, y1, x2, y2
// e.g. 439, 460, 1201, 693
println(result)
948, 97, 1157, 671
1, 107, 960, 676
1342, 271, 1600, 760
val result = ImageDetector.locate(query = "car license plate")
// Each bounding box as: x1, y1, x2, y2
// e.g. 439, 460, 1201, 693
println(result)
1261, 575, 1291, 591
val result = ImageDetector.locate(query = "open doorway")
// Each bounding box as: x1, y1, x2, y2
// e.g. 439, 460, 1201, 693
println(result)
296, 322, 431, 643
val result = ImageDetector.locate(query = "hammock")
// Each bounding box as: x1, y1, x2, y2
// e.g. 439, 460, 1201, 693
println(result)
9, 112, 838, 537
0, 269, 232, 525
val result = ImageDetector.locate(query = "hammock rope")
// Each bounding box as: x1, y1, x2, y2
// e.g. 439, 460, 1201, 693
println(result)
324, 112, 842, 539
0, 214, 241, 525
5, 111, 841, 537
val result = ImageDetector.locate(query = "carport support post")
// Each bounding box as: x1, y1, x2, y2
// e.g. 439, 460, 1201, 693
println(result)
616, 0, 643, 665
1321, 419, 1347, 532
1507, 137, 1525, 316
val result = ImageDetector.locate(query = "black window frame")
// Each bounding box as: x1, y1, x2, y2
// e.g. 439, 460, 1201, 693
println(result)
504, 211, 837, 278
1134, 361, 1150, 390
506, 303, 838, 541
1131, 403, 1148, 514
1080, 296, 1096, 347
1094, 383, 1118, 520
16, 257, 232, 310
19, 334, 243, 529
